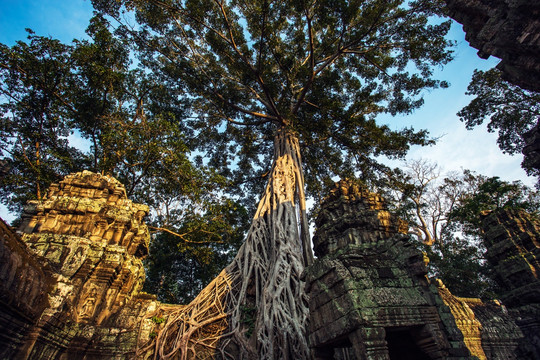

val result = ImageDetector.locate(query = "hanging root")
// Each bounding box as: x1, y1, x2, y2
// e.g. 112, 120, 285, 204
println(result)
138, 128, 311, 359
136, 271, 232, 360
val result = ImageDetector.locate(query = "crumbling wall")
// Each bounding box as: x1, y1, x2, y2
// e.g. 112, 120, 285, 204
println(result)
436, 280, 523, 360
0, 218, 52, 358
0, 171, 168, 359
306, 179, 528, 360
306, 180, 473, 359
436, 281, 487, 360
481, 209, 540, 359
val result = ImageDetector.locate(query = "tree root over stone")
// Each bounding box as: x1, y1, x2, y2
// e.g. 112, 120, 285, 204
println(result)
138, 128, 312, 359
137, 271, 232, 360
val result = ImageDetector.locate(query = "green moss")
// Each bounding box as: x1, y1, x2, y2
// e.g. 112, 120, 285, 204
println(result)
240, 305, 256, 338
151, 316, 165, 324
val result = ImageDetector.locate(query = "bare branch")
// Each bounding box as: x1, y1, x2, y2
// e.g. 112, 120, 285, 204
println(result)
148, 225, 224, 244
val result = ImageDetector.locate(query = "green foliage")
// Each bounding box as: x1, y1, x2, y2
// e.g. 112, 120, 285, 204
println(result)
69, 15, 132, 170
450, 176, 540, 234
0, 15, 193, 208
385, 164, 517, 298
457, 69, 540, 175
423, 229, 499, 298
0, 31, 88, 211
383, 160, 482, 247
143, 198, 249, 304
151, 316, 165, 324
93, 0, 455, 205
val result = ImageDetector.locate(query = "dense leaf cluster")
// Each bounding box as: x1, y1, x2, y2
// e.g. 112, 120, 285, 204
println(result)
92, 0, 454, 203
0, 32, 84, 209
450, 176, 540, 234
458, 69, 540, 176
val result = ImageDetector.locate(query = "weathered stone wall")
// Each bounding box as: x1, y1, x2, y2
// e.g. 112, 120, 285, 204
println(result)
306, 180, 473, 359
436, 280, 523, 360
468, 300, 524, 360
0, 171, 166, 359
306, 179, 529, 360
481, 209, 540, 359
436, 281, 487, 360
312, 180, 408, 257
445, 0, 540, 93
0, 218, 52, 359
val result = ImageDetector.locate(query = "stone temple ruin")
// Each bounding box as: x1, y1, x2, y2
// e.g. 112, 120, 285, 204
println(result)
305, 180, 525, 360
0, 172, 539, 359
0, 171, 166, 359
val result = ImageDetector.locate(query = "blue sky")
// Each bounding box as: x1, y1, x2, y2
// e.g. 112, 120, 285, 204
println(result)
0, 0, 534, 221
0, 0, 94, 45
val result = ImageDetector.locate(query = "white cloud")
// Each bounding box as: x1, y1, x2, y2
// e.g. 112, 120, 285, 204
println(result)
406, 118, 534, 186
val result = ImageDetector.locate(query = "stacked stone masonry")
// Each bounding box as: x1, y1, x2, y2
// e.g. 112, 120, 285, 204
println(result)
0, 171, 168, 359
436, 280, 523, 360
481, 209, 540, 359
0, 173, 536, 359
0, 218, 52, 358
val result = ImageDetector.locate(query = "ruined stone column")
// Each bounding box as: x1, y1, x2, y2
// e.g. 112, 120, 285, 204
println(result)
481, 209, 540, 359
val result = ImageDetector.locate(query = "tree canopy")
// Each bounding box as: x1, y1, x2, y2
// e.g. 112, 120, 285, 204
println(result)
0, 31, 85, 210
386, 159, 481, 246
93, 0, 454, 200
458, 68, 540, 176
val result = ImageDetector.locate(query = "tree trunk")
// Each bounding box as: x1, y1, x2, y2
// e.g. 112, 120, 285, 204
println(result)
223, 126, 313, 359
145, 127, 313, 359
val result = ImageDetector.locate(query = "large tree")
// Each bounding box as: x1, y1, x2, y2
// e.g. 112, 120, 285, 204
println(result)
0, 32, 86, 211
386, 161, 498, 297
386, 159, 482, 247
92, 0, 454, 358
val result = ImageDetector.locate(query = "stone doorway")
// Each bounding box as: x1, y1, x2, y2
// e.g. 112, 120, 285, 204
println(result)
385, 327, 431, 360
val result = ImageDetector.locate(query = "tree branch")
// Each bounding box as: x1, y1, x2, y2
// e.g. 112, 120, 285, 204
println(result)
148, 225, 224, 244
292, 7, 315, 115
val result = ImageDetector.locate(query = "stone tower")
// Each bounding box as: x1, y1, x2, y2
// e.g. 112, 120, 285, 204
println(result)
305, 180, 473, 359
1, 171, 160, 359
481, 209, 540, 359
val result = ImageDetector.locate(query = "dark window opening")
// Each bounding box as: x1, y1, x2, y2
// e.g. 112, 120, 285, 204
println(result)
386, 328, 431, 360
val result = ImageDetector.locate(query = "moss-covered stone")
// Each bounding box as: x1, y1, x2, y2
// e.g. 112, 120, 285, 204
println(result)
0, 171, 174, 359
306, 180, 472, 359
